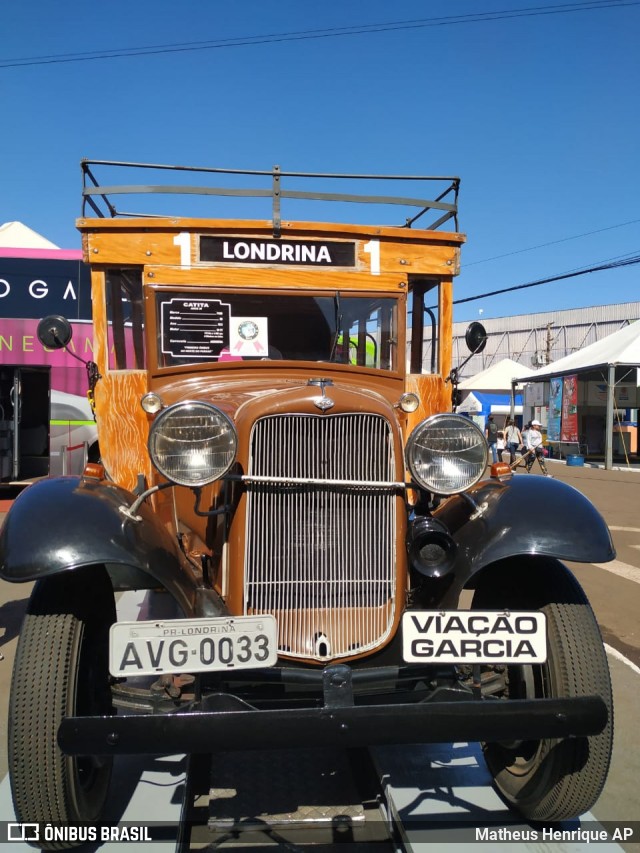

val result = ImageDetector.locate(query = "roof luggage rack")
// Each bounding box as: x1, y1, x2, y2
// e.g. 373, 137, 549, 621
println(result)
80, 159, 460, 237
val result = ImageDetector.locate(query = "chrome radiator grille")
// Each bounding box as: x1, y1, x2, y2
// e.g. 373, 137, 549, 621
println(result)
244, 414, 398, 660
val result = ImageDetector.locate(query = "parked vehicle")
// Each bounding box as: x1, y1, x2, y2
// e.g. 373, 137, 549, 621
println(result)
50, 388, 99, 473
0, 161, 614, 845
0, 375, 98, 482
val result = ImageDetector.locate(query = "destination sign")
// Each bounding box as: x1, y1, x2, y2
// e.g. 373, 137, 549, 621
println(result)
200, 236, 356, 267
159, 296, 230, 361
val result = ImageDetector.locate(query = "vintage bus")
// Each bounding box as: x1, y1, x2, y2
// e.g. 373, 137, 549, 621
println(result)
0, 162, 615, 842
0, 242, 99, 483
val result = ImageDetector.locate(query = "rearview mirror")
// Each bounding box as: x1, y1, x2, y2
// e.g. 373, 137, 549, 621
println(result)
37, 315, 73, 350
465, 321, 487, 354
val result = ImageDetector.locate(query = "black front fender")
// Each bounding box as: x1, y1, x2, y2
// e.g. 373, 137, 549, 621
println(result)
432, 474, 615, 603
0, 476, 209, 617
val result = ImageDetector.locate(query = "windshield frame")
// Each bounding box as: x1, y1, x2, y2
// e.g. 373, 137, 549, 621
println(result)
145, 283, 404, 377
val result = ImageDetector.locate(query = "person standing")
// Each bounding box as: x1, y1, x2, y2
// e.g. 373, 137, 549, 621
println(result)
504, 418, 523, 465
523, 419, 552, 476
485, 415, 499, 463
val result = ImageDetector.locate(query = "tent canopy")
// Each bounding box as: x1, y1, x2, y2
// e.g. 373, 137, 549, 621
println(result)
512, 319, 640, 470
459, 357, 534, 393
517, 320, 640, 383
0, 221, 59, 249
458, 391, 523, 417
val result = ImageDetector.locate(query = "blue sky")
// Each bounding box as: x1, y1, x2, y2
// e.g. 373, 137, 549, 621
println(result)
2, 0, 639, 322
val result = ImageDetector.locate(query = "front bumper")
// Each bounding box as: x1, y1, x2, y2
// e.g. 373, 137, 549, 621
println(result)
58, 664, 608, 756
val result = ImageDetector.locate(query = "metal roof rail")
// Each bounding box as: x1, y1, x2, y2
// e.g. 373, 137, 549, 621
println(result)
80, 159, 460, 236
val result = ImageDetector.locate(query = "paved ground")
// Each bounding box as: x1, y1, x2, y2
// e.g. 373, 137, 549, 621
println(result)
520, 457, 640, 667
507, 457, 640, 838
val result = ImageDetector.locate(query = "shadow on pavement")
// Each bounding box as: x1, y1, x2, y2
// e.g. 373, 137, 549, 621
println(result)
0, 598, 28, 652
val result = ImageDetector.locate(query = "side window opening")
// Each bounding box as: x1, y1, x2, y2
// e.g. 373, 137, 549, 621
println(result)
340, 301, 395, 370
408, 279, 439, 374
106, 269, 145, 370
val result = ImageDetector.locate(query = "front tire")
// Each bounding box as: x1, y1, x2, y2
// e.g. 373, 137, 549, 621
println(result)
472, 558, 613, 822
9, 568, 116, 848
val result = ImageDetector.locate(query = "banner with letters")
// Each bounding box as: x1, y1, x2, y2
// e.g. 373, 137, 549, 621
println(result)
547, 377, 563, 442
561, 374, 579, 442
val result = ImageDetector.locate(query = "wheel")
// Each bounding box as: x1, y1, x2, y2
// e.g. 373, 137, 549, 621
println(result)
472, 558, 613, 822
9, 568, 116, 848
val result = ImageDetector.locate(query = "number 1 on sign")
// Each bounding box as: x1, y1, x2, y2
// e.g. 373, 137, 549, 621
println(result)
173, 232, 191, 268
364, 239, 380, 275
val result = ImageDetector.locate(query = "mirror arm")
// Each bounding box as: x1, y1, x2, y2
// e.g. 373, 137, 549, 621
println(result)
50, 334, 102, 419
52, 333, 85, 365
445, 341, 485, 412
446, 346, 477, 385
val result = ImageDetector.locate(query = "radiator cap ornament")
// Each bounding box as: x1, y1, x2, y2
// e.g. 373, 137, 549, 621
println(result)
308, 377, 335, 411
314, 396, 335, 411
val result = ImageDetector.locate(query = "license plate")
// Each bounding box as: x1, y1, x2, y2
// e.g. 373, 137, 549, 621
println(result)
402, 610, 547, 664
109, 615, 278, 676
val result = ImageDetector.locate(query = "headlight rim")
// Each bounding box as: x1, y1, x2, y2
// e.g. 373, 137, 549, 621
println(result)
148, 400, 237, 488
405, 412, 488, 496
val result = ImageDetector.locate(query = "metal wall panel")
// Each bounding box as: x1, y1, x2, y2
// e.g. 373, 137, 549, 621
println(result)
445, 301, 640, 380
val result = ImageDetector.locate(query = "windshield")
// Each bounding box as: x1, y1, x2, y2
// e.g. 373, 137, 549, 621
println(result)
154, 291, 398, 371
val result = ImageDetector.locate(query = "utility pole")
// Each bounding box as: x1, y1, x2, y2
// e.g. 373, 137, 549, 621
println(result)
545, 323, 553, 365
605, 364, 614, 470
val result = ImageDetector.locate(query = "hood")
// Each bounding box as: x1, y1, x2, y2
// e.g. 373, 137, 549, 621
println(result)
151, 372, 401, 423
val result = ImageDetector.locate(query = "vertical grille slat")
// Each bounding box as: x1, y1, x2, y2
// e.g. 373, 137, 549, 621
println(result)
244, 414, 397, 660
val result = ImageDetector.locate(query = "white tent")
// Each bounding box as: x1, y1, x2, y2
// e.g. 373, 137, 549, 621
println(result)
456, 392, 482, 413
459, 357, 534, 393
514, 320, 640, 469
456, 391, 524, 418
0, 221, 59, 249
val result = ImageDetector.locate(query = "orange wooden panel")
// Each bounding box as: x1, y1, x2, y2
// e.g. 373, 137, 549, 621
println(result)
78, 218, 465, 275
94, 370, 151, 493
439, 279, 454, 381
404, 374, 450, 436
83, 230, 182, 266
89, 268, 151, 491
144, 266, 407, 293
78, 216, 465, 244
90, 269, 108, 370
355, 241, 460, 276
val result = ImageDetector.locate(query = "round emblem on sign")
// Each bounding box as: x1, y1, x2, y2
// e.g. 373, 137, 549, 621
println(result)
238, 320, 259, 341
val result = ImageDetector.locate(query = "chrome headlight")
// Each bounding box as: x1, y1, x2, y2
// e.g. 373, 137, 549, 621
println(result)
148, 402, 237, 487
406, 413, 488, 495
397, 392, 420, 413
140, 392, 164, 414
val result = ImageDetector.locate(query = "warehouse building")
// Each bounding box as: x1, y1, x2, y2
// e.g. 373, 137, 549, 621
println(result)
451, 301, 640, 380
